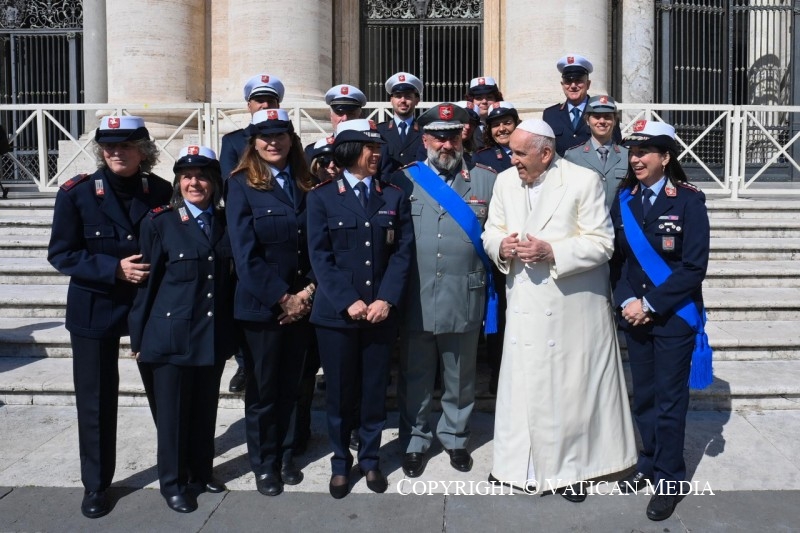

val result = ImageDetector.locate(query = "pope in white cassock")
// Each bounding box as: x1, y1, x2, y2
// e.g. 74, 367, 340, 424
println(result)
482, 119, 636, 497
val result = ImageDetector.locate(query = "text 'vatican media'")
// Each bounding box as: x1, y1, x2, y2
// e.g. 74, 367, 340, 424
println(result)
396, 479, 715, 496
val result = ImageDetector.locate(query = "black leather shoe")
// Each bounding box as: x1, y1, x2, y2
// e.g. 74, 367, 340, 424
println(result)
255, 472, 283, 496
81, 491, 110, 519
281, 459, 304, 485
329, 475, 350, 499
558, 483, 587, 503
203, 479, 227, 493
228, 367, 246, 393
619, 471, 653, 494
362, 469, 388, 493
647, 494, 678, 521
402, 452, 427, 478
165, 494, 197, 513
446, 448, 473, 472
349, 429, 359, 451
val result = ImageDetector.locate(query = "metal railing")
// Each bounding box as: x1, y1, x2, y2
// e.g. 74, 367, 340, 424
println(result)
1, 101, 798, 199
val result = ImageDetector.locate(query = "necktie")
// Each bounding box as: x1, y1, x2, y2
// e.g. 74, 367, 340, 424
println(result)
642, 188, 654, 218
355, 181, 368, 210
399, 121, 407, 142
197, 212, 212, 240
597, 146, 609, 166
278, 171, 294, 203
571, 108, 581, 130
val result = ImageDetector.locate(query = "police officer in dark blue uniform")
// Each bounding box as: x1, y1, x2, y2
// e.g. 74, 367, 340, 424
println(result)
306, 119, 414, 499
472, 101, 519, 173
226, 109, 316, 497
609, 120, 711, 522
465, 76, 504, 152
128, 145, 234, 513
47, 116, 172, 519
542, 54, 622, 156
376, 72, 423, 178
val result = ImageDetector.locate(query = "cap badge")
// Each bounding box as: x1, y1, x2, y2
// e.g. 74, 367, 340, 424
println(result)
187, 145, 200, 155
108, 117, 120, 129
567, 56, 575, 64
599, 96, 608, 104
439, 104, 454, 120
267, 110, 279, 120
478, 77, 485, 85
398, 74, 406, 82
368, 119, 377, 130
341, 86, 349, 95
326, 135, 335, 144
492, 102, 500, 109
261, 75, 270, 83
633, 120, 647, 132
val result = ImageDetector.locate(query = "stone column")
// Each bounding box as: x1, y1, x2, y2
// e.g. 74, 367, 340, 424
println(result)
503, 0, 610, 107
105, 0, 206, 103
483, 0, 504, 86
620, 0, 655, 105
82, 0, 107, 128
215, 0, 331, 102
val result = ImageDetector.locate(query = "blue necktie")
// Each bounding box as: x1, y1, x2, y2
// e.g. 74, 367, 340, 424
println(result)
642, 188, 654, 218
278, 171, 294, 203
197, 212, 212, 240
399, 121, 407, 142
571, 108, 581, 130
355, 181, 368, 210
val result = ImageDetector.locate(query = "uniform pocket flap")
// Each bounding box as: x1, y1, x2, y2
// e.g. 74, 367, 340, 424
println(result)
83, 225, 115, 239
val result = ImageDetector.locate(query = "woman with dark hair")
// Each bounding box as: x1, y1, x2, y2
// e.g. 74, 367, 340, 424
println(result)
226, 109, 315, 497
306, 119, 414, 499
128, 145, 234, 513
473, 101, 519, 173
610, 120, 712, 522
47, 116, 173, 518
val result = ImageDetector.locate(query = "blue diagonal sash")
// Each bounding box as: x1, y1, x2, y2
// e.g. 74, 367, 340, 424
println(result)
406, 164, 497, 334
619, 187, 713, 389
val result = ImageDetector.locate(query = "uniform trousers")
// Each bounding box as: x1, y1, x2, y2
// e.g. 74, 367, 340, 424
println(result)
398, 328, 480, 453
70, 333, 121, 493
148, 359, 224, 497
294, 333, 320, 449
316, 325, 393, 476
625, 329, 694, 484
239, 319, 308, 475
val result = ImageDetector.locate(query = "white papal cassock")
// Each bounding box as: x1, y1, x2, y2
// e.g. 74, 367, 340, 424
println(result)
482, 157, 636, 491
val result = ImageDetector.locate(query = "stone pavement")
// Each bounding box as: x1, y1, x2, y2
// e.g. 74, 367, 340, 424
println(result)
1, 401, 800, 532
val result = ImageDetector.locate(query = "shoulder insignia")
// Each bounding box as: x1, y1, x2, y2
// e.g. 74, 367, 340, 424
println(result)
149, 204, 172, 218
398, 161, 420, 171
60, 173, 90, 191
474, 147, 491, 154
678, 181, 701, 192
613, 144, 621, 153
472, 162, 498, 174
313, 179, 334, 189
565, 144, 585, 153
386, 182, 404, 192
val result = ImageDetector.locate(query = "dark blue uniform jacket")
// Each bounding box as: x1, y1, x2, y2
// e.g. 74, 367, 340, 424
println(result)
306, 176, 414, 329
128, 203, 236, 366
47, 169, 172, 339
609, 182, 710, 337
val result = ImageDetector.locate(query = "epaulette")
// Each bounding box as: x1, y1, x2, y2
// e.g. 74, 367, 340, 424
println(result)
313, 179, 334, 189
386, 182, 404, 191
149, 204, 172, 218
60, 173, 90, 191
565, 143, 585, 152
678, 181, 701, 193
474, 147, 491, 154
398, 161, 420, 171
472, 162, 498, 174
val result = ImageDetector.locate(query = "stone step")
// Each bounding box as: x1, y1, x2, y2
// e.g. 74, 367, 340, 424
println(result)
706, 199, 800, 219
1, 354, 798, 412
709, 238, 800, 260
0, 285, 67, 317
3, 317, 798, 362
0, 258, 65, 284
709, 219, 800, 238
704, 261, 800, 288
0, 235, 50, 258
703, 288, 800, 321
0, 217, 54, 236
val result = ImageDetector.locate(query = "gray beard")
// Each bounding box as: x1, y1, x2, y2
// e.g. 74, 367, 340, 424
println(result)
427, 147, 463, 173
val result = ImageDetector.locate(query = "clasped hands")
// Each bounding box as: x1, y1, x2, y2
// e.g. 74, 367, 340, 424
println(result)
278, 293, 313, 325
116, 254, 149, 284
347, 299, 390, 324
500, 232, 554, 264
622, 299, 652, 326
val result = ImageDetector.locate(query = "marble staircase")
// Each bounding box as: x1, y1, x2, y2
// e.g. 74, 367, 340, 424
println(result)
1, 194, 799, 411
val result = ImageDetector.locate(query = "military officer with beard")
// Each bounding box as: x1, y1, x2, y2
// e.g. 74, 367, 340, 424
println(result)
389, 104, 497, 479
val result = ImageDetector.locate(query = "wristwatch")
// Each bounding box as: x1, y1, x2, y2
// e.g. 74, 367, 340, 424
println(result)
641, 299, 650, 314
